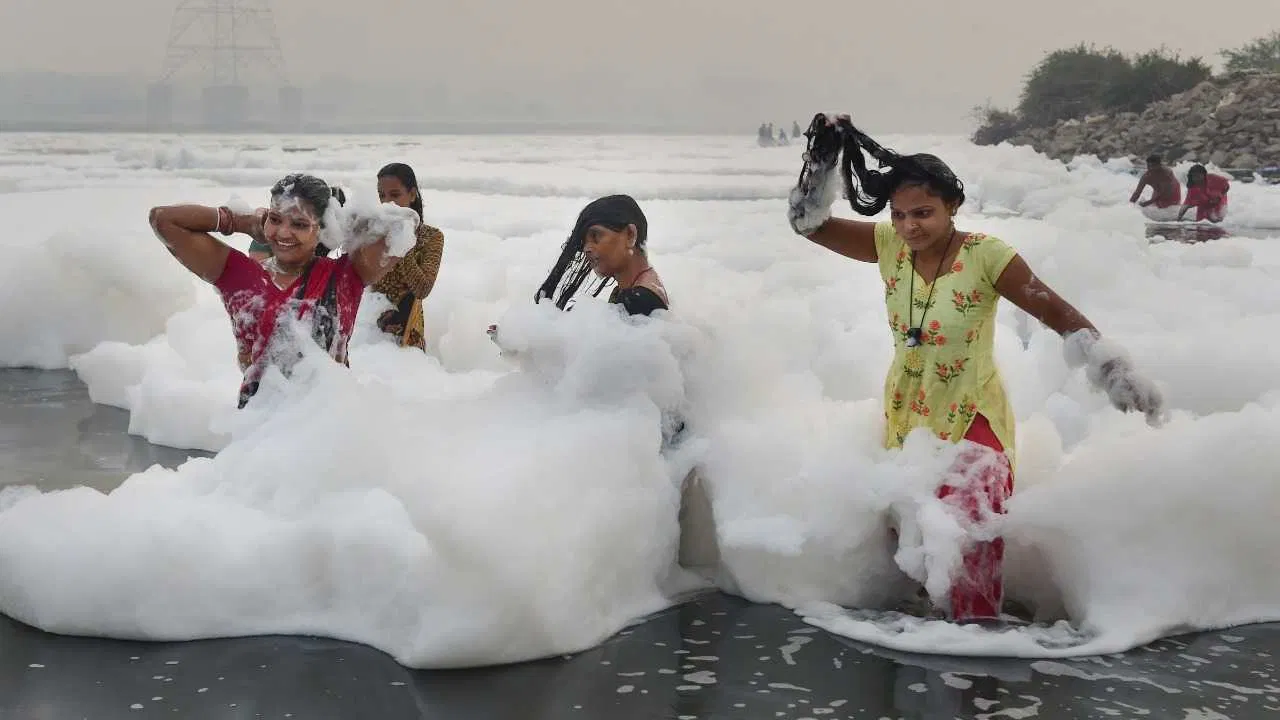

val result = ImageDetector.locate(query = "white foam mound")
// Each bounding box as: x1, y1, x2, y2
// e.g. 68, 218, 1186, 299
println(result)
0, 301, 691, 668
782, 399, 1280, 658
68, 295, 242, 452
0, 225, 196, 368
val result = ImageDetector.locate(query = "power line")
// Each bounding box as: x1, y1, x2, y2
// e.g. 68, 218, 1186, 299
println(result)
158, 0, 288, 86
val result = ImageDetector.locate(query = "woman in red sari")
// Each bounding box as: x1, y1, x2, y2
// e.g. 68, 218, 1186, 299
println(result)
148, 173, 403, 408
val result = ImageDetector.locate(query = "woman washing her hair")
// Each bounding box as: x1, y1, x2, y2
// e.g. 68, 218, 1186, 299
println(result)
497, 195, 716, 572
370, 162, 446, 350
490, 198, 670, 351
245, 164, 445, 350
786, 114, 1164, 624
248, 186, 347, 261
536, 195, 717, 572
149, 173, 404, 408
491, 195, 670, 349
533, 194, 669, 316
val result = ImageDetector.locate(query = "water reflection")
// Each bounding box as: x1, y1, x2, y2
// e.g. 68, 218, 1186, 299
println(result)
1145, 223, 1230, 244
0, 368, 206, 493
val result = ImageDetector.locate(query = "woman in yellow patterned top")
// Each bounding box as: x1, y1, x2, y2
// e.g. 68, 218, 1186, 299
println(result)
371, 163, 445, 350
786, 113, 1165, 624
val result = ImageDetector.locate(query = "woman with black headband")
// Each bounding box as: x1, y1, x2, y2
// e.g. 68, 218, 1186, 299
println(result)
786, 113, 1165, 624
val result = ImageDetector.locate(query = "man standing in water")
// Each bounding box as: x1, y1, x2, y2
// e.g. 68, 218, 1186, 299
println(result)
1129, 154, 1182, 221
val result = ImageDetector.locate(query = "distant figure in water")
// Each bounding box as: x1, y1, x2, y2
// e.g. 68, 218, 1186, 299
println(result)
758, 123, 775, 147
1129, 154, 1182, 222
370, 163, 446, 351
149, 173, 403, 408
1178, 164, 1230, 223
787, 113, 1164, 625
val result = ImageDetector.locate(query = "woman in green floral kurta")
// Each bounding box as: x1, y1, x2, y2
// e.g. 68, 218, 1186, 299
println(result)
785, 113, 1165, 623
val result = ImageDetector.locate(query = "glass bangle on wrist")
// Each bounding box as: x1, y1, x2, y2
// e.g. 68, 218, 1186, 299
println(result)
216, 206, 235, 236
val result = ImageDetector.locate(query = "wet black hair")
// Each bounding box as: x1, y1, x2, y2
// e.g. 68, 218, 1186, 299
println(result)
809, 116, 965, 216
270, 173, 334, 226
1147, 154, 1162, 165
377, 162, 424, 219
1187, 164, 1207, 186
534, 194, 648, 310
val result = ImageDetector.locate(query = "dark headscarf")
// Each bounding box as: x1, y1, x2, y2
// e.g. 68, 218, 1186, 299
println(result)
534, 194, 648, 310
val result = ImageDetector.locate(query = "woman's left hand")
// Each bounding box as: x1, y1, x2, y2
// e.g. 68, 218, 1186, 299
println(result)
232, 207, 268, 239
1065, 330, 1166, 427
1096, 358, 1166, 426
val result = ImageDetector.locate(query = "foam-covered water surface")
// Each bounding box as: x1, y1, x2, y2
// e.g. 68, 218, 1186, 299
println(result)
0, 131, 1277, 666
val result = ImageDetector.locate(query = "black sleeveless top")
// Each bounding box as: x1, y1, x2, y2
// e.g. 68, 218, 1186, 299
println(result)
608, 286, 668, 317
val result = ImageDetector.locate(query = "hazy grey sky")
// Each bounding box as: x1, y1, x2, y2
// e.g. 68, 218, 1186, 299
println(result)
0, 0, 1273, 131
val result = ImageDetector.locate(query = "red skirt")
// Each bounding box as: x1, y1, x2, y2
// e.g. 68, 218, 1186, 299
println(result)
935, 413, 1013, 621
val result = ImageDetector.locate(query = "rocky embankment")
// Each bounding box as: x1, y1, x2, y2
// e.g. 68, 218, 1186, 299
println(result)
1005, 71, 1280, 170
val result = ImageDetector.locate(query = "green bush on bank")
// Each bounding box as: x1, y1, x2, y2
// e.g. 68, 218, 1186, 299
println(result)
971, 30, 1280, 145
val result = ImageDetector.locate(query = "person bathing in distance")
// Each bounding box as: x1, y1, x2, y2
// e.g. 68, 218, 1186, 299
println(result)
786, 113, 1165, 624
1129, 154, 1183, 222
1177, 164, 1230, 224
149, 173, 406, 409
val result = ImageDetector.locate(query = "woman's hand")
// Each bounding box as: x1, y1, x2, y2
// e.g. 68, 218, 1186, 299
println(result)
1065, 330, 1166, 426
231, 208, 268, 243
345, 205, 417, 286
1094, 357, 1166, 425
788, 112, 847, 237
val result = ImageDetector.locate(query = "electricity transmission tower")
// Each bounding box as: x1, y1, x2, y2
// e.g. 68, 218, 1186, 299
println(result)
147, 0, 300, 130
